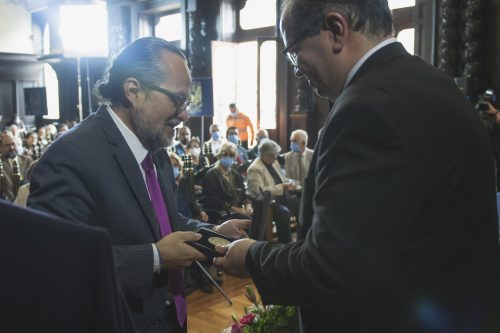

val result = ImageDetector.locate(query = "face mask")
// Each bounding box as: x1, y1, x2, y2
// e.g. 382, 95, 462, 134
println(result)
228, 134, 239, 144
211, 131, 221, 141
172, 167, 180, 179
219, 156, 234, 168
231, 111, 238, 117
191, 147, 201, 158
291, 142, 301, 153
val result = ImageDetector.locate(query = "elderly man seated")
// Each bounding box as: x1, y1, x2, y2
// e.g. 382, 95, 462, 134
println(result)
246, 139, 297, 243
1, 133, 32, 202
284, 129, 314, 186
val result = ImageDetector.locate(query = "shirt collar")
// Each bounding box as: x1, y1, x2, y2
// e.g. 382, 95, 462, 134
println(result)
344, 37, 397, 88
107, 105, 148, 165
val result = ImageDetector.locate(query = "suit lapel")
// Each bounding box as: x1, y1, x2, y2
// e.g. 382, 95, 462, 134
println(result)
95, 107, 161, 240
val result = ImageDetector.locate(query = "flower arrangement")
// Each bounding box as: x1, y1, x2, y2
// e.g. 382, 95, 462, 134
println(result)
222, 285, 299, 333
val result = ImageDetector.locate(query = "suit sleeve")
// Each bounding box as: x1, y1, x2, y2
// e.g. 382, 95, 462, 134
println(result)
246, 103, 419, 308
28, 141, 155, 298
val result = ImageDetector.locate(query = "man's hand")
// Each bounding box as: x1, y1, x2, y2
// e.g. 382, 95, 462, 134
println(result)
213, 238, 256, 278
155, 231, 206, 269
213, 219, 251, 239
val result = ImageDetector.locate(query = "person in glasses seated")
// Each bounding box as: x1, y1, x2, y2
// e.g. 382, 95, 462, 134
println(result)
200, 142, 253, 223
246, 139, 295, 243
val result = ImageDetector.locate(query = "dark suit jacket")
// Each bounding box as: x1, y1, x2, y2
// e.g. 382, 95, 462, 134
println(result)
246, 43, 500, 332
0, 199, 135, 332
28, 107, 208, 333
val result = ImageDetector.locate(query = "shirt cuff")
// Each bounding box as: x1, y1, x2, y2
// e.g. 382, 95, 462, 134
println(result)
152, 243, 161, 273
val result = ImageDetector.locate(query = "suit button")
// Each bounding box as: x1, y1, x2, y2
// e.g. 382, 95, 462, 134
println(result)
152, 319, 160, 327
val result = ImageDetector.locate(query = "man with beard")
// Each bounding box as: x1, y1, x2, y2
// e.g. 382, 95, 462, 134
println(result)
29, 37, 249, 333
0, 133, 32, 201
215, 0, 500, 332
173, 126, 191, 156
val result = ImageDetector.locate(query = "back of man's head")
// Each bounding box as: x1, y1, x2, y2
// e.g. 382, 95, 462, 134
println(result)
282, 0, 393, 41
94, 37, 186, 107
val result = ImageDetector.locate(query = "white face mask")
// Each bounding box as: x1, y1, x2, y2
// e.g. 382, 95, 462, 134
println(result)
191, 147, 201, 157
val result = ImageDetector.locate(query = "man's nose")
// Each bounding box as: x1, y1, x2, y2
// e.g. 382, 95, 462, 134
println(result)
177, 109, 189, 122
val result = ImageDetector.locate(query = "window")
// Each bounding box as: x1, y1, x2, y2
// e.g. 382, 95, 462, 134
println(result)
240, 0, 276, 30
59, 4, 108, 57
388, 0, 415, 9
397, 28, 415, 54
259, 41, 277, 129
155, 12, 182, 43
43, 64, 60, 120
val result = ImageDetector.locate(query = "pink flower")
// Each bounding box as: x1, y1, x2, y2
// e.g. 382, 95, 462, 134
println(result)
239, 313, 256, 326
231, 323, 242, 333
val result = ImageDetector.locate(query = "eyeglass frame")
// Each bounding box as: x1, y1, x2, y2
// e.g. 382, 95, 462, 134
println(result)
140, 81, 192, 117
281, 17, 325, 68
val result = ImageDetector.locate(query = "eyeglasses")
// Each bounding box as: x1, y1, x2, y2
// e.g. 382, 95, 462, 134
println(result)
281, 17, 324, 68
141, 81, 191, 117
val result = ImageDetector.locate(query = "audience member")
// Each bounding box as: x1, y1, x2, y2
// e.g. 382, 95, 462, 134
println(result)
246, 139, 295, 243
37, 126, 48, 146
215, 1, 500, 332
0, 133, 32, 201
205, 123, 224, 158
226, 103, 254, 149
186, 138, 210, 189
284, 129, 313, 185
226, 126, 249, 165
168, 152, 208, 222
13, 160, 38, 207
200, 142, 252, 222
22, 131, 38, 159
247, 128, 269, 160
174, 126, 191, 156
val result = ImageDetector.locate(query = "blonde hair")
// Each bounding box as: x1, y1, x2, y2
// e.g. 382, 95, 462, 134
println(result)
216, 142, 237, 159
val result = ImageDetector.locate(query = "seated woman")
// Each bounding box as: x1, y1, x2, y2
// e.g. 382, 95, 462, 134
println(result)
246, 139, 297, 243
200, 142, 252, 223
185, 138, 210, 190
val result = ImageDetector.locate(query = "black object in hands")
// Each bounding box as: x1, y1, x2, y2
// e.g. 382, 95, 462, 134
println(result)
187, 227, 235, 259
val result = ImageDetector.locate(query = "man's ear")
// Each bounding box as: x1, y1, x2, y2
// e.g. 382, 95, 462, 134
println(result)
324, 12, 347, 53
123, 78, 141, 106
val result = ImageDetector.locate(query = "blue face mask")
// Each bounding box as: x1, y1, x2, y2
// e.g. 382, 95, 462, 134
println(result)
291, 142, 301, 153
219, 156, 234, 168
172, 167, 180, 179
228, 134, 239, 144
211, 131, 221, 141
231, 111, 238, 117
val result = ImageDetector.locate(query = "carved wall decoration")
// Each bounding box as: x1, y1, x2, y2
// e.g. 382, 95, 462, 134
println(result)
188, 10, 209, 77
439, 0, 460, 77
294, 77, 312, 113
463, 0, 482, 97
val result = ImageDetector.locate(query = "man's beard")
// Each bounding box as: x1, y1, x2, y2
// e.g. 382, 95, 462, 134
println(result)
130, 110, 178, 151
180, 138, 189, 145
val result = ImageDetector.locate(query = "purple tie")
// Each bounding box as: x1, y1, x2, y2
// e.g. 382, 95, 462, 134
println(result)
141, 153, 187, 328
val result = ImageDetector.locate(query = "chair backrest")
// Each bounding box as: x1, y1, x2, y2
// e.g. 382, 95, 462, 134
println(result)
249, 190, 272, 241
